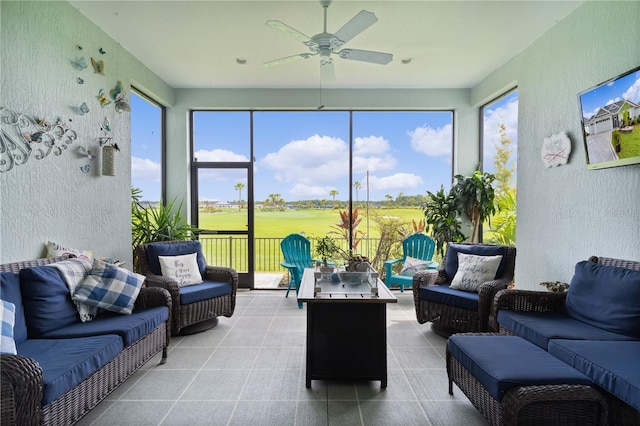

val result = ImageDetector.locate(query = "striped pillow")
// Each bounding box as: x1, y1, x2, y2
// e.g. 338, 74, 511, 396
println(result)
73, 260, 144, 315
0, 300, 17, 355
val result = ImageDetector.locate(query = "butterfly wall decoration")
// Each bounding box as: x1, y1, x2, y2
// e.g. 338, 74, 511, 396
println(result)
96, 81, 130, 113
71, 102, 89, 115
77, 77, 84, 85
71, 57, 87, 71
99, 48, 106, 55
109, 81, 130, 113
91, 57, 104, 75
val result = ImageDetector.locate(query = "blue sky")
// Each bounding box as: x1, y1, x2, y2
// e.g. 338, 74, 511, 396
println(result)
131, 93, 519, 203
579, 68, 640, 120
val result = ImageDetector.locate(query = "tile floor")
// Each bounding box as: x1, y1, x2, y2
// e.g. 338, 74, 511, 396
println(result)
77, 290, 487, 426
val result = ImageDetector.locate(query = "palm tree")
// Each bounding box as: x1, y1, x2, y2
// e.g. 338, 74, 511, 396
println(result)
385, 194, 393, 206
353, 181, 361, 206
329, 189, 339, 208
268, 193, 284, 210
234, 182, 245, 212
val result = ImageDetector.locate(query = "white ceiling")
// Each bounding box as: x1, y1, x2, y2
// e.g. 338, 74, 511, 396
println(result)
69, 0, 584, 89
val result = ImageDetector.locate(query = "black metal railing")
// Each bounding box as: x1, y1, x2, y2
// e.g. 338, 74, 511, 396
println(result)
199, 235, 380, 273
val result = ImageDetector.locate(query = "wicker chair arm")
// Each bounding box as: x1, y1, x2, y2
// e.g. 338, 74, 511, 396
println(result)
1, 354, 43, 426
134, 287, 172, 312
143, 273, 180, 294
490, 289, 567, 331
204, 265, 239, 292
477, 278, 512, 332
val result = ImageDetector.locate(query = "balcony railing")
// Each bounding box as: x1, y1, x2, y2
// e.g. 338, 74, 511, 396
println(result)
199, 235, 380, 273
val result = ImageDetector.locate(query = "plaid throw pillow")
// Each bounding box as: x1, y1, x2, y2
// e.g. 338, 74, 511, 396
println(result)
1, 300, 17, 355
73, 259, 145, 315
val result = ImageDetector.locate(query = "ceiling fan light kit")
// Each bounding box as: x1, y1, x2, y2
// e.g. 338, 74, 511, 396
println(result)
263, 0, 393, 82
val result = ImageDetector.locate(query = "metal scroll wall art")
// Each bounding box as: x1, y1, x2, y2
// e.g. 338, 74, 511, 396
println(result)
0, 107, 78, 173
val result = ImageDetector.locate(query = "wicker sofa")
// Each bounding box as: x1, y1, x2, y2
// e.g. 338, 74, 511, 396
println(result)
491, 256, 640, 425
0, 256, 171, 426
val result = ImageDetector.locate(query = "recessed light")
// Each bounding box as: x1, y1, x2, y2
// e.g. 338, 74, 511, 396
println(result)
401, 57, 413, 64
235, 58, 247, 65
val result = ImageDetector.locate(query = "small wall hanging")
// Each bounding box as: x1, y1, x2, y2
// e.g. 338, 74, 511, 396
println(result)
101, 144, 117, 176
541, 131, 571, 168
0, 107, 77, 173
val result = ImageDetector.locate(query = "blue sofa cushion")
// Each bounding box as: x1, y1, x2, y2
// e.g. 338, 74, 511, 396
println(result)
180, 280, 232, 305
146, 241, 206, 277
419, 283, 478, 311
497, 310, 637, 350
448, 334, 592, 401
563, 261, 640, 338
19, 266, 79, 337
548, 339, 640, 410
42, 306, 168, 347
444, 244, 508, 282
17, 335, 123, 405
0, 272, 27, 344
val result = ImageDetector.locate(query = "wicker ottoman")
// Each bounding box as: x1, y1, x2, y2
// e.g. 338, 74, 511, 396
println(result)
447, 333, 607, 426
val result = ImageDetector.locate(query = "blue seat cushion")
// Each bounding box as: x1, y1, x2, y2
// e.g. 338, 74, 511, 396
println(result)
548, 339, 640, 410
444, 244, 508, 281
146, 241, 206, 277
19, 266, 79, 337
42, 306, 168, 347
419, 284, 478, 311
180, 280, 232, 305
17, 335, 123, 405
0, 272, 27, 344
448, 334, 592, 401
497, 310, 637, 350
563, 261, 640, 338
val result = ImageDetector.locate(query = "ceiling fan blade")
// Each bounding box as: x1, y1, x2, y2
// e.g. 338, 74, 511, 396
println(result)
338, 49, 393, 65
334, 10, 378, 45
320, 60, 335, 83
265, 20, 312, 44
263, 53, 314, 68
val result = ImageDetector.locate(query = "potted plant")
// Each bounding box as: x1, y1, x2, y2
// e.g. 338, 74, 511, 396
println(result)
423, 186, 465, 258
452, 167, 496, 243
315, 236, 341, 266
131, 187, 199, 271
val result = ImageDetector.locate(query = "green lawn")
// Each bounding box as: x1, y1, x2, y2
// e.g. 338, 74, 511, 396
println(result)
199, 207, 425, 238
619, 126, 640, 158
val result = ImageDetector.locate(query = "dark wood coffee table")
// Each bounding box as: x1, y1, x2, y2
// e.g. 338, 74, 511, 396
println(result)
298, 268, 397, 388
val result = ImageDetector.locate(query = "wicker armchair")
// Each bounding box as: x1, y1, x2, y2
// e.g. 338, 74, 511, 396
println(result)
412, 242, 516, 335
136, 240, 238, 335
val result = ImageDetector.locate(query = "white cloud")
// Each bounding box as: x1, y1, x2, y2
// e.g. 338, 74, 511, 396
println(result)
194, 149, 250, 162
408, 123, 452, 157
259, 134, 350, 185
288, 183, 337, 198
367, 173, 424, 191
623, 74, 640, 103
605, 97, 621, 106
131, 156, 161, 182
354, 136, 389, 155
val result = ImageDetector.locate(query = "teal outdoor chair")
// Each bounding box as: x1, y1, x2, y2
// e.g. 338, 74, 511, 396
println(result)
384, 234, 438, 292
281, 233, 315, 309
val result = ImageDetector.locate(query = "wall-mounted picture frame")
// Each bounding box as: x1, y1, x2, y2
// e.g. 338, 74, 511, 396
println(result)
578, 65, 640, 170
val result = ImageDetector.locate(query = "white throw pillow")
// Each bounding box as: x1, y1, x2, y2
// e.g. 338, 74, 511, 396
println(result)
400, 256, 431, 276
46, 241, 92, 260
158, 253, 203, 287
449, 253, 503, 292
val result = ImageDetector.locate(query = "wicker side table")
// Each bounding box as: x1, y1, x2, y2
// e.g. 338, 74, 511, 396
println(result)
447, 333, 607, 426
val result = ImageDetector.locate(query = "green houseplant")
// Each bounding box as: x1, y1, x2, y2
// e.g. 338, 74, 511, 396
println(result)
423, 186, 465, 258
453, 167, 496, 243
131, 187, 199, 271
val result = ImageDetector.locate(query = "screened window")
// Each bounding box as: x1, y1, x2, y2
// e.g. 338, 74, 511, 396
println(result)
481, 89, 518, 245
130, 89, 164, 203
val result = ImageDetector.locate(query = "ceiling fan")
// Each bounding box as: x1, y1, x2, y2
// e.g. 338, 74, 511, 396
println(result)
263, 0, 393, 82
